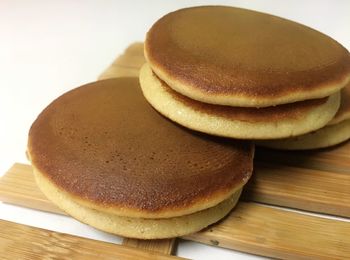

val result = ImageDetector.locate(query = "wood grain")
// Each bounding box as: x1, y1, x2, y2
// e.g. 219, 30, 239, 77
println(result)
243, 162, 350, 217
1, 163, 350, 259
99, 42, 145, 80
0, 219, 185, 260
255, 142, 350, 174
0, 163, 62, 215
183, 202, 350, 260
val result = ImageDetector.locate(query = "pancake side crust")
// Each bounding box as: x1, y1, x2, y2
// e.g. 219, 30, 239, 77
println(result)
329, 83, 350, 125
257, 119, 350, 150
140, 63, 341, 140
33, 166, 241, 239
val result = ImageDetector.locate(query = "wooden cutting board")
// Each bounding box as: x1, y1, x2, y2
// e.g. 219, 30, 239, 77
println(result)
0, 218, 184, 260
1, 42, 350, 259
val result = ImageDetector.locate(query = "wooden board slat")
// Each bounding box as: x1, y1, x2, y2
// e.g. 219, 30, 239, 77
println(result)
0, 219, 185, 260
243, 162, 350, 218
99, 42, 145, 80
1, 163, 350, 259
0, 163, 62, 215
123, 42, 144, 56
183, 202, 350, 260
112, 54, 147, 69
99, 67, 140, 80
255, 142, 350, 174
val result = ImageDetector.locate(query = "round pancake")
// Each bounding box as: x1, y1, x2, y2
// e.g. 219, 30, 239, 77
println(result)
28, 78, 254, 219
34, 166, 241, 239
257, 119, 350, 150
145, 6, 350, 107
140, 63, 340, 139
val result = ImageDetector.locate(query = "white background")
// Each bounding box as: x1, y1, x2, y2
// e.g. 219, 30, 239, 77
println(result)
0, 1, 349, 259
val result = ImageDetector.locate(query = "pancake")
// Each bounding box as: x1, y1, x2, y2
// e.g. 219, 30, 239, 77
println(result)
33, 165, 241, 239
257, 120, 350, 150
28, 78, 254, 221
329, 83, 350, 125
258, 83, 350, 149
145, 6, 350, 107
140, 63, 340, 139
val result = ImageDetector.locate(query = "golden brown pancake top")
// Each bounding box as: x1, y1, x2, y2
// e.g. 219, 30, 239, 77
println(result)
146, 6, 350, 102
156, 73, 330, 122
28, 78, 253, 214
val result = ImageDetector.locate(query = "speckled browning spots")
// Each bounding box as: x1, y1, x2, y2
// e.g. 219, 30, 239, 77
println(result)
28, 78, 254, 216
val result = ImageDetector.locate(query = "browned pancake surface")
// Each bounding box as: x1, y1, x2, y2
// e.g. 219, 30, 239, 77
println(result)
28, 78, 253, 214
146, 6, 350, 101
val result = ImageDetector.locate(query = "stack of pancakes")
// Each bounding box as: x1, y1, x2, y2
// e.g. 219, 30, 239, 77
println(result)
28, 78, 254, 239
28, 6, 350, 240
140, 6, 350, 147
